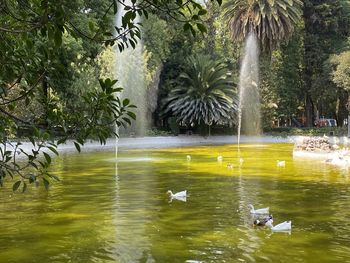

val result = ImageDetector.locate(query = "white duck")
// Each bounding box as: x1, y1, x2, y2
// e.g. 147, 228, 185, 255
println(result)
186, 155, 191, 161
326, 155, 348, 167
277, 160, 286, 167
227, 163, 234, 169
265, 218, 292, 231
248, 204, 269, 215
167, 190, 187, 202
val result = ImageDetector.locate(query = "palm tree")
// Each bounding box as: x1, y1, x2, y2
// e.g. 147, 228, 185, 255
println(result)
163, 54, 237, 134
224, 0, 303, 51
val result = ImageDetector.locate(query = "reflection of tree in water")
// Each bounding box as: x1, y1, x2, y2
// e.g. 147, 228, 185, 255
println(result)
111, 155, 159, 262
235, 152, 264, 261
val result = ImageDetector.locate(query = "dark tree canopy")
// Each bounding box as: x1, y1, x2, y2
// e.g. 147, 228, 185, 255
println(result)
224, 0, 303, 51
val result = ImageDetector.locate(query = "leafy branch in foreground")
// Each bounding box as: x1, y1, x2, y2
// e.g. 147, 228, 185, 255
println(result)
1, 0, 220, 52
0, 78, 135, 191
0, 0, 221, 191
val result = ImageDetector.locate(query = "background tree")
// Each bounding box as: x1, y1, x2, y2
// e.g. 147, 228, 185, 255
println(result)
162, 54, 237, 135
303, 0, 350, 126
330, 50, 350, 134
224, 0, 303, 51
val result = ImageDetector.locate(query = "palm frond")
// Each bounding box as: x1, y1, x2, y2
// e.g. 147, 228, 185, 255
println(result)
163, 54, 238, 126
224, 0, 303, 51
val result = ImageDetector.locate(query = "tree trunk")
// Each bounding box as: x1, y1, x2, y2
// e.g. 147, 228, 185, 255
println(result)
305, 92, 314, 127
204, 2, 219, 53
303, 2, 314, 127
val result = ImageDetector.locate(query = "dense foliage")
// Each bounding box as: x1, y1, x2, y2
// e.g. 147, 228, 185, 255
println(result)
2, 0, 350, 190
154, 0, 350, 133
0, 0, 221, 190
162, 54, 237, 132
224, 0, 303, 51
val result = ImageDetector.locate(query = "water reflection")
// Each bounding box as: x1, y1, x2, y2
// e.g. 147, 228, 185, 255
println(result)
0, 144, 349, 262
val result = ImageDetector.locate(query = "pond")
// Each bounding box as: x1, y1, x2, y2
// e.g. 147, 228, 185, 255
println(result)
0, 143, 350, 262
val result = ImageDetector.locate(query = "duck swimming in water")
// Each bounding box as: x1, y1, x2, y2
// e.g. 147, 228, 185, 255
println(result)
254, 215, 273, 226
265, 218, 292, 231
277, 160, 286, 167
249, 204, 269, 215
167, 190, 187, 202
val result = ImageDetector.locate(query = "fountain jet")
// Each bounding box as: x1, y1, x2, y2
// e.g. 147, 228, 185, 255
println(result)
114, 2, 148, 137
237, 33, 261, 144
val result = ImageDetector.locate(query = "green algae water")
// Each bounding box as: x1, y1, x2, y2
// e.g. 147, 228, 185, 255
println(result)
1, 143, 350, 262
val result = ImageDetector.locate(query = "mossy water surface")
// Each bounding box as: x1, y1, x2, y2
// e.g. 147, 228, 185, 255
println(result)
0, 143, 349, 262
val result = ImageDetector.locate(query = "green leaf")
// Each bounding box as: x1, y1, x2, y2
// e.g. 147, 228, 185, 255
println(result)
43, 132, 50, 140
49, 174, 60, 182
54, 30, 62, 47
113, 0, 118, 14
47, 146, 59, 156
143, 10, 148, 19
190, 25, 196, 37
43, 178, 49, 190
29, 137, 35, 146
29, 175, 36, 184
192, 15, 199, 20
183, 23, 191, 31
197, 23, 207, 34
33, 127, 40, 137
38, 161, 47, 168
57, 137, 67, 145
129, 39, 136, 49
127, 111, 136, 120
13, 181, 21, 191
122, 117, 131, 125
74, 142, 81, 153
76, 138, 84, 145
198, 9, 207, 16
98, 79, 105, 90
29, 162, 38, 169
43, 152, 51, 165
123, 98, 130, 106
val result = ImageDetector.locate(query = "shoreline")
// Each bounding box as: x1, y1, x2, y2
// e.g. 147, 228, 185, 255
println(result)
9, 135, 297, 154
8, 135, 349, 155
60, 135, 298, 153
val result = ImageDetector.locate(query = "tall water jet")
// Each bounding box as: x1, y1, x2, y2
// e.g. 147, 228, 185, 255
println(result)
114, 2, 148, 137
237, 33, 261, 144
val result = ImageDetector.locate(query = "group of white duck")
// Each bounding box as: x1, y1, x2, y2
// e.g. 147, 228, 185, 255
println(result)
170, 155, 291, 231
189, 154, 286, 169
166, 192, 292, 232
249, 204, 292, 232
